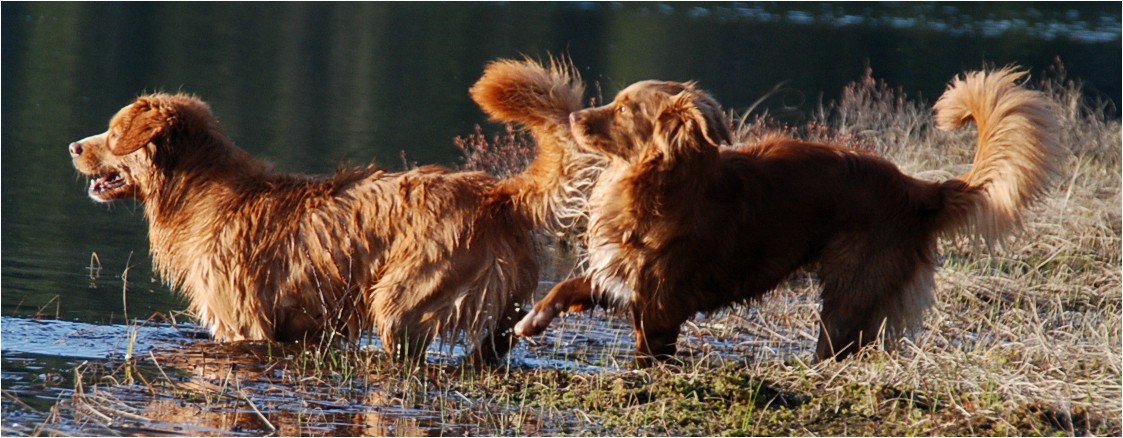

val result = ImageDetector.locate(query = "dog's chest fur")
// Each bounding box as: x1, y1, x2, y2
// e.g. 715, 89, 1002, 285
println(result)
584, 162, 650, 306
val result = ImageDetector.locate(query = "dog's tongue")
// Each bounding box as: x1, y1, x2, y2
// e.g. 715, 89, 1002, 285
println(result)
91, 174, 118, 192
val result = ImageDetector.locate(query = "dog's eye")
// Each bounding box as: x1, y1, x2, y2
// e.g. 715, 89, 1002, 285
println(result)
616, 106, 628, 115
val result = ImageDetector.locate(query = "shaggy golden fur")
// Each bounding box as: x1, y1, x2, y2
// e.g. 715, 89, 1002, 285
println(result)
470, 57, 605, 234
68, 57, 593, 363
515, 69, 1062, 363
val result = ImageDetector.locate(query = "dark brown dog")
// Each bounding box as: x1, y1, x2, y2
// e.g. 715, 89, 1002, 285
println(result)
515, 69, 1062, 363
69, 58, 595, 363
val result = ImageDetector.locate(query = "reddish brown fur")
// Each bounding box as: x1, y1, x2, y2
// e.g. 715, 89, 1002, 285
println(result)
68, 58, 592, 363
515, 70, 1062, 363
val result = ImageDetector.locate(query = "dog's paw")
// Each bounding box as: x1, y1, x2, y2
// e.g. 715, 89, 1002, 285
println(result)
514, 306, 558, 337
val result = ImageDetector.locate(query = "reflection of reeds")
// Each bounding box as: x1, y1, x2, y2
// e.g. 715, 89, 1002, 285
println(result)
42, 65, 1122, 436
30, 295, 61, 319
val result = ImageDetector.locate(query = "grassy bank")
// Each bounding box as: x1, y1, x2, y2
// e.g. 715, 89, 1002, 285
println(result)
30, 63, 1122, 436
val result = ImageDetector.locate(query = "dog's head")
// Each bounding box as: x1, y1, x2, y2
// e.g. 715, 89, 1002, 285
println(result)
569, 80, 731, 162
69, 93, 223, 203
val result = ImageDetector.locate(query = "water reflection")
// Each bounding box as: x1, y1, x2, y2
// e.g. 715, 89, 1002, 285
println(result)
0, 297, 810, 436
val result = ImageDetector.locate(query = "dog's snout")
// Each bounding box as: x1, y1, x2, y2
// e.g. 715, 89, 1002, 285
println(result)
69, 141, 83, 157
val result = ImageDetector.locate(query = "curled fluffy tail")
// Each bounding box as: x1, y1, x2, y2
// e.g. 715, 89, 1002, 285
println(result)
471, 56, 585, 131
471, 56, 605, 231
934, 68, 1063, 243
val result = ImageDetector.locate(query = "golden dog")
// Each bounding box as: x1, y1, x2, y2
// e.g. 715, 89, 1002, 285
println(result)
69, 58, 596, 363
515, 69, 1062, 363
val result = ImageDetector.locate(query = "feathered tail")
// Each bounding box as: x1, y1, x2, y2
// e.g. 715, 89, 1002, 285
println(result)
470, 56, 606, 232
934, 68, 1063, 243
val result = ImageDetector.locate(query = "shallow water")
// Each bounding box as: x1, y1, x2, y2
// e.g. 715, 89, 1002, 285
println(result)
0, 316, 197, 360
0, 311, 636, 435
0, 316, 198, 420
0, 296, 803, 436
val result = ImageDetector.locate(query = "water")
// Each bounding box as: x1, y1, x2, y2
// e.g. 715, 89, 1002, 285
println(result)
0, 316, 201, 436
0, 308, 783, 436
2, 2, 1119, 435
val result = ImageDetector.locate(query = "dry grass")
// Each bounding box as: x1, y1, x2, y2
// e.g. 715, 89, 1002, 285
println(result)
35, 65, 1122, 436
455, 124, 538, 179
694, 61, 1122, 435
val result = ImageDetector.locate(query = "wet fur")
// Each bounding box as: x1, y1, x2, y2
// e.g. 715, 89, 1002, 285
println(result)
69, 58, 592, 363
515, 69, 1062, 363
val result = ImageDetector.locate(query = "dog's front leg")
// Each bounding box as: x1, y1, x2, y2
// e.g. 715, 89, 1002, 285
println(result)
514, 276, 595, 337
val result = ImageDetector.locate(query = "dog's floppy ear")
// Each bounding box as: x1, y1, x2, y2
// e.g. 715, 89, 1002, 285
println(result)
111, 96, 177, 156
654, 88, 732, 156
693, 90, 732, 147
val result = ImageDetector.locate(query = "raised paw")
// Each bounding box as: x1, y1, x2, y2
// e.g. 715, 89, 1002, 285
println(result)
514, 305, 560, 337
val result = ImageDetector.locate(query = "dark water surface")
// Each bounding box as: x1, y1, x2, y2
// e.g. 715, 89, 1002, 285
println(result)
2, 2, 1119, 435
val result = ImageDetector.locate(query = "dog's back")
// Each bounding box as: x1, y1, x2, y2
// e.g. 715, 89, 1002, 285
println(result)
717, 70, 1060, 360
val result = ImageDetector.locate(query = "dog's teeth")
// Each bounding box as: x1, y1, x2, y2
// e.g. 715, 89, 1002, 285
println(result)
89, 174, 120, 193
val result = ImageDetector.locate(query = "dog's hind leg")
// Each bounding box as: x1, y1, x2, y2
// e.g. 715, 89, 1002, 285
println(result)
815, 244, 936, 361
369, 280, 440, 361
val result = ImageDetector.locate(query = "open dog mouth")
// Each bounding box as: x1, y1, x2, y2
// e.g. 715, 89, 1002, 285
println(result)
89, 172, 126, 196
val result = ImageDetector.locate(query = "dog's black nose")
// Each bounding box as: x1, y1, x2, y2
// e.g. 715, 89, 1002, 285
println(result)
69, 141, 83, 157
